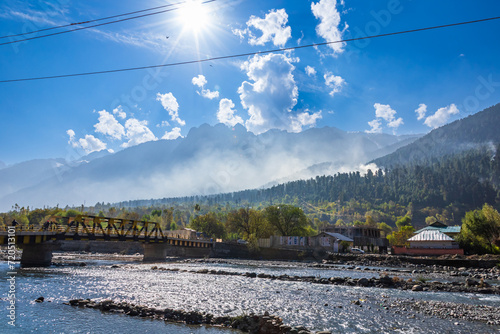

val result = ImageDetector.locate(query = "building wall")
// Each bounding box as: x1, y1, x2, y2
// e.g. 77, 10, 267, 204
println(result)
392, 246, 464, 255
409, 240, 457, 249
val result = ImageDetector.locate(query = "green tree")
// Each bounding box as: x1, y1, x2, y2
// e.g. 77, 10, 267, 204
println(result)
395, 216, 412, 230
190, 212, 225, 239
264, 205, 308, 236
377, 222, 392, 237
457, 204, 500, 254
387, 225, 415, 247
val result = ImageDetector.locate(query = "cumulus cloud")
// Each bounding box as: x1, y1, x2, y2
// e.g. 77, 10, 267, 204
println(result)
122, 118, 157, 148
238, 53, 300, 134
290, 111, 323, 133
77, 135, 107, 154
311, 0, 347, 54
366, 103, 403, 133
192, 75, 207, 87
305, 66, 317, 77
415, 103, 427, 121
67, 129, 76, 145
424, 104, 459, 129
113, 105, 126, 119
156, 92, 186, 126
366, 119, 382, 134
191, 75, 219, 100
217, 98, 244, 127
324, 72, 345, 96
374, 103, 397, 121
162, 127, 183, 140
233, 9, 291, 47
94, 110, 125, 140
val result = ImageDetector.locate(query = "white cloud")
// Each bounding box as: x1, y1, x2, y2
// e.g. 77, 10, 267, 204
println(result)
291, 111, 323, 132
305, 66, 317, 77
233, 9, 292, 47
162, 127, 183, 140
324, 72, 345, 96
238, 53, 300, 134
366, 119, 382, 133
374, 103, 397, 121
424, 104, 459, 129
388, 117, 404, 128
122, 118, 157, 148
113, 105, 126, 119
157, 120, 170, 128
311, 0, 346, 54
67, 128, 107, 153
367, 103, 404, 133
191, 74, 219, 99
156, 92, 186, 126
217, 98, 244, 127
94, 110, 125, 140
78, 135, 107, 154
192, 75, 207, 87
415, 103, 427, 121
66, 129, 76, 145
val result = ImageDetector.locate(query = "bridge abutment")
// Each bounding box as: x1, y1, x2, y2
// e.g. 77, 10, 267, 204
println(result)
142, 243, 169, 262
21, 243, 54, 267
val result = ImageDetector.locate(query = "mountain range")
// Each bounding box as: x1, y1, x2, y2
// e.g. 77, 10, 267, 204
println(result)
0, 123, 420, 211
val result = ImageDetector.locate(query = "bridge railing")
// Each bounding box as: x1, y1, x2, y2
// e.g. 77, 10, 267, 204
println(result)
1, 215, 166, 240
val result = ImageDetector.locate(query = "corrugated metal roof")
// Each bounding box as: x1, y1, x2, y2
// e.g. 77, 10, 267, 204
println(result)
408, 230, 454, 242
414, 225, 461, 234
323, 232, 354, 242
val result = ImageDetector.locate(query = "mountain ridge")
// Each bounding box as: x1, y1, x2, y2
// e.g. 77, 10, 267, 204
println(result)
0, 123, 420, 211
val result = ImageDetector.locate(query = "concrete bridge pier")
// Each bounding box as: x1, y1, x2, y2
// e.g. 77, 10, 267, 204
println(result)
143, 243, 169, 262
21, 243, 55, 267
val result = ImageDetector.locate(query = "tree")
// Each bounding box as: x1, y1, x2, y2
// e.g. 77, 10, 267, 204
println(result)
190, 212, 225, 239
387, 225, 415, 247
227, 208, 252, 238
458, 204, 500, 254
377, 222, 392, 237
395, 216, 412, 230
264, 205, 308, 236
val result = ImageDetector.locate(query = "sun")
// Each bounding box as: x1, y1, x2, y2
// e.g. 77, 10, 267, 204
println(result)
178, 0, 211, 33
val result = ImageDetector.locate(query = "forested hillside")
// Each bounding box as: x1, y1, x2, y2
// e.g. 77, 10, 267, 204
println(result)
112, 145, 500, 227
373, 103, 500, 168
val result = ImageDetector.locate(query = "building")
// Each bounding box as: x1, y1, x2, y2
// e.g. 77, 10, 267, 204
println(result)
392, 229, 464, 255
413, 221, 461, 239
314, 232, 353, 253
165, 228, 197, 239
321, 225, 389, 252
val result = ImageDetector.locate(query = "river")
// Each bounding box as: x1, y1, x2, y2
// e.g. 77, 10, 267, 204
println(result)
1, 254, 499, 333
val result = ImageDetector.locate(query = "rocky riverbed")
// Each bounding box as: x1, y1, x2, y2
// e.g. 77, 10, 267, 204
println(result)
148, 265, 500, 295
65, 298, 320, 334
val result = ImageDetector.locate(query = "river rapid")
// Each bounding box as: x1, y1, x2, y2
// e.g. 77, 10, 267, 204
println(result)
1, 253, 499, 333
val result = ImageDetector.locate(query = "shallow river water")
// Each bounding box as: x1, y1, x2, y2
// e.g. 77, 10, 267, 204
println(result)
1, 255, 499, 333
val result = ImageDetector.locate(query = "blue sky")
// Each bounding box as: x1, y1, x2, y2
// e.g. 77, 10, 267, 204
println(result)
1, 0, 499, 165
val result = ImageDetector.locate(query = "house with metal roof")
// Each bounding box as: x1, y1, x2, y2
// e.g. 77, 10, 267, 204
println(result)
408, 230, 458, 249
414, 221, 461, 239
392, 229, 464, 255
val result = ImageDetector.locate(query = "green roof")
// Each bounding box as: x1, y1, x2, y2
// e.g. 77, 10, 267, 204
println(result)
414, 225, 461, 234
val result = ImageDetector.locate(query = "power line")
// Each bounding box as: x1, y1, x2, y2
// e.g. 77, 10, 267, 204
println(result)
0, 1, 189, 40
1, 15, 499, 83
0, 0, 216, 46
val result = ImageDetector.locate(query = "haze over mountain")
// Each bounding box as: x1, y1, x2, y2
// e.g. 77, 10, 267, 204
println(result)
0, 124, 419, 211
